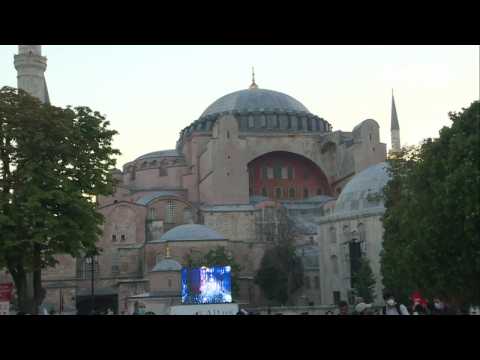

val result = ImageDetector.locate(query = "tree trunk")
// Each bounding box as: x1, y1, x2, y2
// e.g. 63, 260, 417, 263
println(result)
32, 244, 43, 315
9, 265, 36, 314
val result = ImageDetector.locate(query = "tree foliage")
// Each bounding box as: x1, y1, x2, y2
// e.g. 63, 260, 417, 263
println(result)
0, 86, 120, 313
381, 101, 480, 307
183, 246, 242, 298
352, 257, 376, 303
254, 206, 304, 305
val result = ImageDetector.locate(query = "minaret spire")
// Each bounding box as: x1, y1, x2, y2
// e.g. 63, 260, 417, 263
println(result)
249, 66, 258, 90
391, 90, 401, 152
14, 45, 50, 104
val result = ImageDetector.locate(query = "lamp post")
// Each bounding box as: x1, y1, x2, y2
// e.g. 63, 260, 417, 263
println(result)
86, 256, 96, 314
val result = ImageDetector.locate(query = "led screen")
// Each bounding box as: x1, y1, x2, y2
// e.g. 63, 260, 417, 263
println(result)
181, 266, 232, 304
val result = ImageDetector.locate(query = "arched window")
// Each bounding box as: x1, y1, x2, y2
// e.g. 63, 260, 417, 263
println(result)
274, 163, 282, 179
112, 234, 117, 242
165, 200, 176, 223
142, 161, 148, 168
168, 278, 172, 288
226, 131, 230, 139
130, 166, 136, 180
151, 160, 157, 167
303, 188, 309, 199
314, 276, 320, 289
149, 207, 156, 220
287, 166, 294, 179
317, 188, 322, 195
261, 166, 268, 180
289, 188, 295, 199
262, 188, 267, 197
331, 255, 339, 274
275, 188, 282, 199
267, 167, 273, 179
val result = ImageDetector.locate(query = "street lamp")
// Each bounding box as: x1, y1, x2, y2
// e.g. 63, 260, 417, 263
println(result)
86, 256, 96, 314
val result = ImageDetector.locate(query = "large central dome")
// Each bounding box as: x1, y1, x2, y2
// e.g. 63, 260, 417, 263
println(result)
200, 88, 311, 118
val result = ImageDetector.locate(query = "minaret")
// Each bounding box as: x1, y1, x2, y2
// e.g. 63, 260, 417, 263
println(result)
14, 45, 50, 104
391, 90, 400, 152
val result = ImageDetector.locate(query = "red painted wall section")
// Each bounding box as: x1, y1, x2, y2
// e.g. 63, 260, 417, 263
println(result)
248, 151, 332, 200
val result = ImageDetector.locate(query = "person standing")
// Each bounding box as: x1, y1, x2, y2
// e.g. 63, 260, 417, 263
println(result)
431, 298, 449, 315
382, 292, 409, 315
411, 292, 429, 315
355, 302, 373, 315
338, 301, 350, 315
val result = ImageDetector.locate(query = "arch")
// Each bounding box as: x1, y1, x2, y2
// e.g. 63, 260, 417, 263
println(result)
247, 151, 333, 200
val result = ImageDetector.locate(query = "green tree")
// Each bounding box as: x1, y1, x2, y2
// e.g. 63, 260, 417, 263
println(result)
0, 87, 120, 313
254, 207, 303, 305
352, 257, 376, 303
184, 246, 242, 298
381, 101, 480, 308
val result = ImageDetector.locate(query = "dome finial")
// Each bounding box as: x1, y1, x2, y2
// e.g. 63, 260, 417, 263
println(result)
249, 66, 258, 89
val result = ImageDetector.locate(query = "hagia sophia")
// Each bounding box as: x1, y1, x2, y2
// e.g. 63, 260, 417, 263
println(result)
1, 45, 401, 314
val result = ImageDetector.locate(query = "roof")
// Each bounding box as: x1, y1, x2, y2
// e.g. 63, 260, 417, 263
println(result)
201, 204, 256, 212
136, 191, 181, 205
334, 162, 390, 215
128, 291, 181, 299
200, 88, 310, 118
391, 95, 400, 130
151, 258, 182, 272
152, 224, 226, 243
136, 150, 181, 161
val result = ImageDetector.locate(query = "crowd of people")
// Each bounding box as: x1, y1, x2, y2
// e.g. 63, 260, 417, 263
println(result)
330, 291, 474, 315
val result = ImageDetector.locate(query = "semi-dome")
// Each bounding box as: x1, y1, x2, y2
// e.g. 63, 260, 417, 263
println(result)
200, 88, 311, 119
334, 162, 391, 215
136, 149, 180, 161
151, 258, 182, 272
155, 224, 226, 242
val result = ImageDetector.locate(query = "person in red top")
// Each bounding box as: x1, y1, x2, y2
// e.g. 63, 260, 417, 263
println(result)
410, 291, 429, 315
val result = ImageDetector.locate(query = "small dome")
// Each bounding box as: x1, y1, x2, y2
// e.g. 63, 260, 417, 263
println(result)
151, 258, 182, 272
200, 88, 310, 119
135, 149, 180, 161
334, 162, 390, 215
156, 224, 226, 242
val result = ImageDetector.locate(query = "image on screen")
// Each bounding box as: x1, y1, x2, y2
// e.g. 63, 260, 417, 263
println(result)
181, 266, 232, 304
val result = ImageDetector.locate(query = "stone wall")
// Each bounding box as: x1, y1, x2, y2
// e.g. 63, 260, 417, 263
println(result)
149, 271, 181, 293
203, 211, 256, 242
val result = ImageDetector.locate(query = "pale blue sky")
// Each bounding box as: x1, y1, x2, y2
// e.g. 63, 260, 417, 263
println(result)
0, 45, 478, 168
